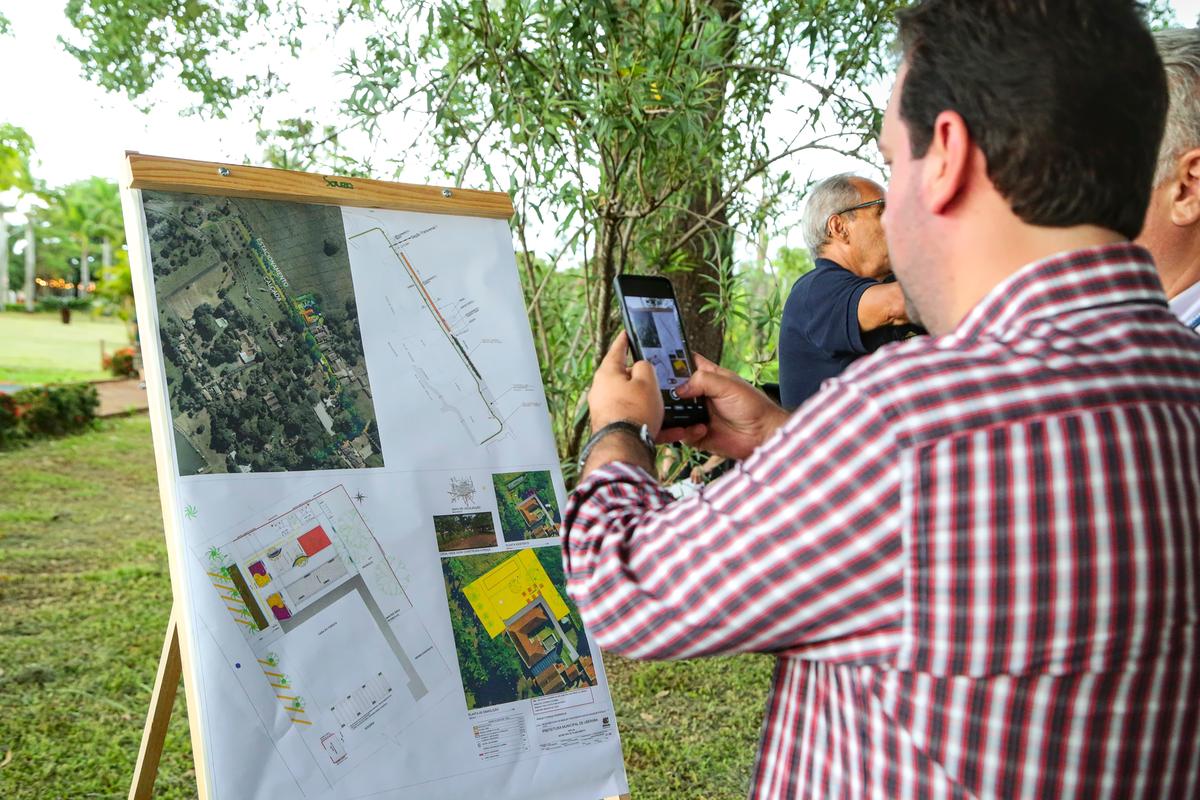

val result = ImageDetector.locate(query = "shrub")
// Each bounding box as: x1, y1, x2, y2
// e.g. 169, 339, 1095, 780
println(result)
102, 347, 138, 378
0, 393, 17, 449
0, 383, 99, 449
37, 296, 94, 312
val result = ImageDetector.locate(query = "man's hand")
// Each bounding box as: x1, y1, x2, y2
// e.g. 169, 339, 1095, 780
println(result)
587, 331, 664, 435
659, 354, 789, 460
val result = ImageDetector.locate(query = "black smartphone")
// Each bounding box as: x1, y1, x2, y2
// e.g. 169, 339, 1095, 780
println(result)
613, 274, 709, 428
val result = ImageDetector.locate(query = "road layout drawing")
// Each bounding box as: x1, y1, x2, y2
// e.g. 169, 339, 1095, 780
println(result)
347, 226, 504, 446
199, 485, 451, 789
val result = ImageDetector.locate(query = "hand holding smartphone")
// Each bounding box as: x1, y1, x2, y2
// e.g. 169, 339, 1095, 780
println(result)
613, 274, 710, 428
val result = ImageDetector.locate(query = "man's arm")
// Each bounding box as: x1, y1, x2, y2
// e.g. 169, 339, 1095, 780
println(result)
857, 282, 909, 331
564, 352, 905, 662
581, 334, 787, 479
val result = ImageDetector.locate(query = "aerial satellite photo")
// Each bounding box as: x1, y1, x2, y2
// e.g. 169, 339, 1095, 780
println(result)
144, 190, 383, 475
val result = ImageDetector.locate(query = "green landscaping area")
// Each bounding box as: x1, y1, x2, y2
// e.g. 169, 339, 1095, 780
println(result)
0, 311, 128, 386
0, 416, 772, 799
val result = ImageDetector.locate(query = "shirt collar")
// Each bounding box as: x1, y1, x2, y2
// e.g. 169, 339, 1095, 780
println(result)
1168, 278, 1200, 329
815, 257, 847, 272
954, 242, 1169, 341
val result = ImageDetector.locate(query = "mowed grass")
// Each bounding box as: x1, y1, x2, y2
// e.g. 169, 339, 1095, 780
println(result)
0, 311, 130, 385
0, 416, 773, 799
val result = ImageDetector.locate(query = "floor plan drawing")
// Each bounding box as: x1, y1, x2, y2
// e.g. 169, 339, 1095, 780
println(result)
200, 485, 450, 788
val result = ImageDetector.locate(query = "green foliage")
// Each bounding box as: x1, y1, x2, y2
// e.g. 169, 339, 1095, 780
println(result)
102, 346, 138, 378
720, 245, 814, 385
0, 123, 34, 192
60, 0, 905, 464
34, 296, 94, 312
0, 382, 99, 448
61, 0, 302, 116
37, 176, 124, 287
7, 175, 126, 313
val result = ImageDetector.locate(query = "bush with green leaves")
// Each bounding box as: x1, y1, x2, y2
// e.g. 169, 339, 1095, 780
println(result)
0, 383, 99, 448
103, 347, 138, 378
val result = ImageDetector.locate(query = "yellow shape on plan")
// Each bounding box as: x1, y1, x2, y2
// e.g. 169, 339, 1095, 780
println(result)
462, 548, 570, 639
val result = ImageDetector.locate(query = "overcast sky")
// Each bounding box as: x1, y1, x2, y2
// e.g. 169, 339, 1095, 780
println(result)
3, 1, 1200, 248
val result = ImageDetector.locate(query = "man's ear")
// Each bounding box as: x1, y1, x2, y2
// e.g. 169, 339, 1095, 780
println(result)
1169, 147, 1200, 227
826, 211, 850, 244
920, 110, 971, 215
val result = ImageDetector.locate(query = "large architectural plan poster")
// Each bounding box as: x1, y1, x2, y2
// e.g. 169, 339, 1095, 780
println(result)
122, 158, 628, 800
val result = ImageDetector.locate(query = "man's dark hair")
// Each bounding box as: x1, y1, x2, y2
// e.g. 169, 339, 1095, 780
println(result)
897, 0, 1167, 240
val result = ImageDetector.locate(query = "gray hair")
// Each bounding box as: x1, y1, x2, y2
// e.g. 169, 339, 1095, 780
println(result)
1153, 27, 1200, 185
801, 173, 865, 258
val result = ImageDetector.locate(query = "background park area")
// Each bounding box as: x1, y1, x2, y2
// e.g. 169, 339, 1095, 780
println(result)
3, 1, 1199, 798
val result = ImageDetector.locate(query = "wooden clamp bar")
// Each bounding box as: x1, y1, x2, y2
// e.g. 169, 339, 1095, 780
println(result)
123, 152, 515, 219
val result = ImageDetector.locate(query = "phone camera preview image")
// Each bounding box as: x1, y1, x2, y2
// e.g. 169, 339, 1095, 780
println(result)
626, 297, 692, 392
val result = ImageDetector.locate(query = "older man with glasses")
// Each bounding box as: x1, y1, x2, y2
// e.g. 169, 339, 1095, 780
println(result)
778, 173, 922, 409
1137, 27, 1200, 332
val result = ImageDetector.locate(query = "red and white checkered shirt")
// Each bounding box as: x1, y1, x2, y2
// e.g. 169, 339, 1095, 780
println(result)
563, 243, 1200, 799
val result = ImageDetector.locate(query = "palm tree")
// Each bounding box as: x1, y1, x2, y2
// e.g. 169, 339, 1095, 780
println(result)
44, 177, 123, 298
0, 124, 35, 308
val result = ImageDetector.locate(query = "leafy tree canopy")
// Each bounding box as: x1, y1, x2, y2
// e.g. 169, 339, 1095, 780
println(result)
0, 123, 35, 193
61, 0, 1176, 462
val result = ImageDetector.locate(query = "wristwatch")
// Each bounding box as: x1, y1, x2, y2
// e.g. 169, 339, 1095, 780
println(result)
577, 420, 656, 472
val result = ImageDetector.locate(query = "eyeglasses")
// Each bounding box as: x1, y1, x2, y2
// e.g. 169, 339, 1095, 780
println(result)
833, 198, 884, 216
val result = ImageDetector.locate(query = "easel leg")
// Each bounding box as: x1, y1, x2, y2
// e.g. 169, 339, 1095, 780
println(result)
129, 606, 181, 800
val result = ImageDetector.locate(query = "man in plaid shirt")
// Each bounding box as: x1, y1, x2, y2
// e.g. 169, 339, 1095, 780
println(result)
563, 1, 1200, 797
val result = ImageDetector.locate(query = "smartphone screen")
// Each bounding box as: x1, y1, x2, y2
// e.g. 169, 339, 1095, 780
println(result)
624, 296, 693, 391
614, 275, 709, 427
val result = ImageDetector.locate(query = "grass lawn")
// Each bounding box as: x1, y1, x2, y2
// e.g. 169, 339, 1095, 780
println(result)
0, 311, 130, 386
0, 416, 774, 799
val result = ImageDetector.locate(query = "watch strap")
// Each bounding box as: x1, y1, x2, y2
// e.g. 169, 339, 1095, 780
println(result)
577, 421, 655, 472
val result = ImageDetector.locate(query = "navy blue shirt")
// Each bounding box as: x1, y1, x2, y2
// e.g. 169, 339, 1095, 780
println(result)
778, 258, 923, 409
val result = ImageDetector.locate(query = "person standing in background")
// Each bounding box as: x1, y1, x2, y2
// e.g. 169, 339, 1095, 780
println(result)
778, 174, 922, 409
1138, 26, 1200, 330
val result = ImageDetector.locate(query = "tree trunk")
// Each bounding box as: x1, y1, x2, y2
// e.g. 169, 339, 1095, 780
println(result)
0, 221, 8, 311
564, 214, 623, 466
79, 239, 90, 298
670, 183, 733, 363
102, 237, 113, 284
665, 0, 741, 365
590, 214, 621, 368
23, 220, 35, 312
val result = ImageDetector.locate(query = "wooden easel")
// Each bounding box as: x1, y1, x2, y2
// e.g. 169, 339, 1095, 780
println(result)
128, 608, 181, 800
122, 155, 630, 800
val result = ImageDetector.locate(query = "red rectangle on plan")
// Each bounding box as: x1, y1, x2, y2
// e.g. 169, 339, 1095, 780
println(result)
298, 525, 331, 556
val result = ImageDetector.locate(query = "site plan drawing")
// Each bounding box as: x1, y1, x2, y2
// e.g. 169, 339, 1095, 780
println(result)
200, 486, 451, 788
341, 208, 555, 464
347, 224, 503, 446
128, 176, 627, 800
